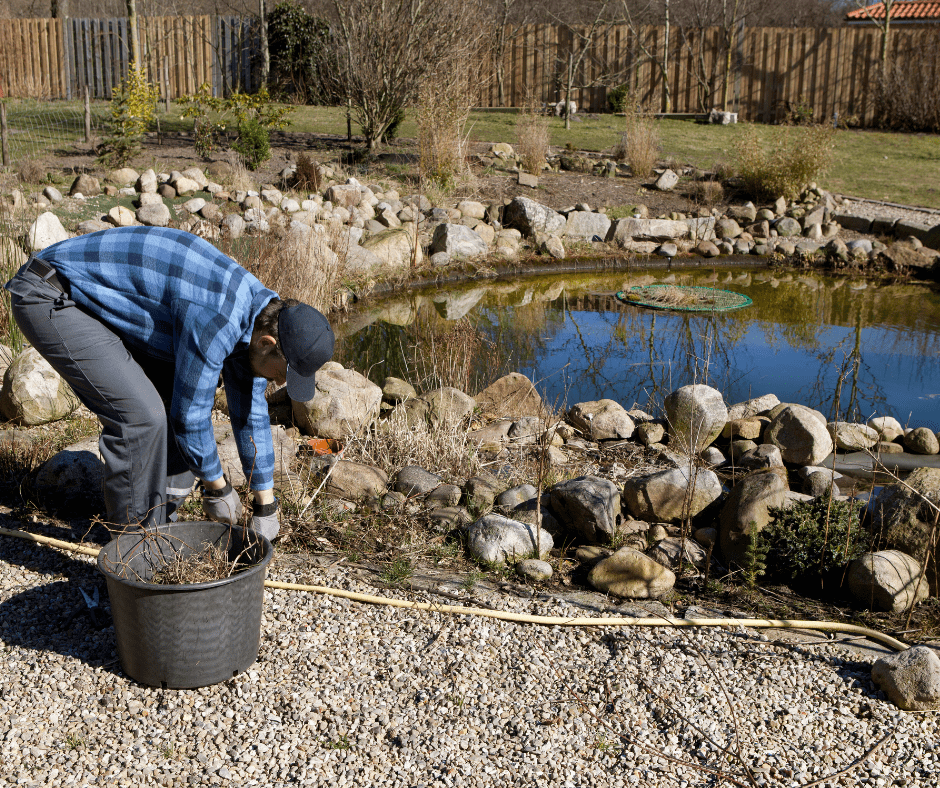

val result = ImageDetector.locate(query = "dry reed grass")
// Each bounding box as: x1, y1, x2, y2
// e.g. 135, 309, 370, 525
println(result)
687, 180, 724, 209
417, 71, 474, 191
736, 122, 836, 201
611, 92, 660, 179
516, 99, 551, 176
225, 153, 257, 193
233, 227, 346, 315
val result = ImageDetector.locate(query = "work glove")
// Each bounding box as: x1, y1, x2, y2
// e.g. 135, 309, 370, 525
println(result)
251, 499, 280, 542
201, 479, 243, 525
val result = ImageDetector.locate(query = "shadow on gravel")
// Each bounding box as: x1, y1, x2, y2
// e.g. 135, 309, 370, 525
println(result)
0, 535, 119, 672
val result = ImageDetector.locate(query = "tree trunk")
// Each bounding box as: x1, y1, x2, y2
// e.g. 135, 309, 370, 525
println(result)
663, 0, 671, 113
126, 0, 140, 68
565, 52, 573, 131
259, 0, 270, 89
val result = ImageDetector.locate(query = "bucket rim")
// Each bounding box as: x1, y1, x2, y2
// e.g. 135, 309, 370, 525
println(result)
96, 521, 272, 592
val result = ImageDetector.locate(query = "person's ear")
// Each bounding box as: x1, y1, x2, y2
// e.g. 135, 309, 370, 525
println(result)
256, 334, 278, 353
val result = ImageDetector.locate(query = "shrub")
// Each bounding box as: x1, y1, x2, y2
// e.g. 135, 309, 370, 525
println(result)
15, 159, 47, 184
735, 122, 835, 201
232, 118, 270, 171
98, 65, 159, 167
266, 0, 337, 105
381, 108, 407, 144
874, 56, 940, 133
686, 180, 724, 209
607, 84, 631, 113
516, 102, 550, 176
759, 498, 868, 584
417, 66, 474, 190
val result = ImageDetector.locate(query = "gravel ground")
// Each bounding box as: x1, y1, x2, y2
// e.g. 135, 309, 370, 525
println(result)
836, 196, 940, 227
1, 531, 938, 788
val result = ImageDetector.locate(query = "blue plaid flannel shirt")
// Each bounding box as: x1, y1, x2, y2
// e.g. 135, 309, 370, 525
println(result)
37, 227, 278, 490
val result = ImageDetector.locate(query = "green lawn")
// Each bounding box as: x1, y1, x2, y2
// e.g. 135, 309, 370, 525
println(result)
3, 99, 939, 208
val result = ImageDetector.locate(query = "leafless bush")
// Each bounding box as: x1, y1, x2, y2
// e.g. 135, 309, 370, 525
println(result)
15, 159, 47, 184
687, 179, 724, 209
735, 122, 835, 201
417, 72, 474, 191
516, 99, 551, 176
293, 153, 322, 191
874, 46, 940, 132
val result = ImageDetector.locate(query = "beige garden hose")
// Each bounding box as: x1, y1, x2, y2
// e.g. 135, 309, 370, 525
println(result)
0, 526, 910, 652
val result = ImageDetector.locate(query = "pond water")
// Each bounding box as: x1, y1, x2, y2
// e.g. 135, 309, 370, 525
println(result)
335, 266, 940, 430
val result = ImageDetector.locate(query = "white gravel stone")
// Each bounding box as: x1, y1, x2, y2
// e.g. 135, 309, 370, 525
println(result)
0, 533, 937, 787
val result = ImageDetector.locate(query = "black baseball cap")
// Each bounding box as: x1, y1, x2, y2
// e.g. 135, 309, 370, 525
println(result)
278, 303, 335, 402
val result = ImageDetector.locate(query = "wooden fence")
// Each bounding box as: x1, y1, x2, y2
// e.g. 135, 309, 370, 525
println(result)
0, 15, 257, 101
480, 23, 939, 126
0, 17, 936, 126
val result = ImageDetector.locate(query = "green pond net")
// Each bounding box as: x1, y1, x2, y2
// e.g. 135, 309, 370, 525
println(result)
616, 285, 753, 312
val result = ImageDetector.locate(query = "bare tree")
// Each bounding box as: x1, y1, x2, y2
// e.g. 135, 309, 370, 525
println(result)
328, 0, 485, 150
856, 0, 896, 74
491, 0, 536, 107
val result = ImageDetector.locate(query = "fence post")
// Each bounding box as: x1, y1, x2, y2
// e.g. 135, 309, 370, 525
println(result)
84, 86, 91, 142
0, 102, 8, 167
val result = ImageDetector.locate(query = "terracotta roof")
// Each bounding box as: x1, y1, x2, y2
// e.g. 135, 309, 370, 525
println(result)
846, 1, 940, 21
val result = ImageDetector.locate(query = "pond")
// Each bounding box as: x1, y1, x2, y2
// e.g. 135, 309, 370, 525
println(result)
335, 266, 940, 431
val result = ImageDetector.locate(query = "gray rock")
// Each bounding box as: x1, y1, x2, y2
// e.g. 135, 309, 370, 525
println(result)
647, 536, 709, 571
430, 223, 488, 257
136, 169, 158, 193
563, 211, 611, 240
715, 217, 742, 239
798, 465, 842, 497
69, 173, 100, 197
765, 404, 834, 466
427, 484, 462, 508
719, 467, 789, 568
828, 421, 879, 451
634, 421, 665, 446
361, 226, 422, 268
222, 214, 246, 239
657, 242, 678, 258
549, 475, 622, 542
422, 386, 475, 427
721, 418, 764, 441
180, 167, 209, 189
664, 384, 728, 454
136, 202, 172, 227
699, 446, 726, 466
872, 646, 940, 711
904, 427, 939, 455
0, 348, 78, 426
848, 550, 930, 613
608, 217, 688, 244
42, 185, 63, 202
727, 393, 780, 420
503, 196, 566, 237
654, 169, 679, 191
464, 513, 553, 565
496, 484, 538, 510
382, 377, 416, 405
775, 216, 801, 237
32, 436, 104, 516
468, 420, 513, 450
541, 235, 566, 259
463, 473, 503, 510
588, 547, 676, 598
107, 167, 139, 186
27, 212, 70, 250
475, 372, 543, 418
623, 465, 722, 523
292, 364, 383, 439
394, 465, 442, 497
516, 558, 553, 582
507, 416, 543, 445
833, 212, 872, 234
324, 460, 389, 502
567, 399, 634, 441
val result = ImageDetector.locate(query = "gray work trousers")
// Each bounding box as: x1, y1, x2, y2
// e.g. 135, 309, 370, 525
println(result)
8, 264, 196, 526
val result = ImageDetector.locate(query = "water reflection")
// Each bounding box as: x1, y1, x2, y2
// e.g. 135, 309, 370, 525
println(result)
335, 268, 940, 428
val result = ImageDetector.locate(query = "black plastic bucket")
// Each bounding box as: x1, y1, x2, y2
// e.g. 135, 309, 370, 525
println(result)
97, 521, 272, 689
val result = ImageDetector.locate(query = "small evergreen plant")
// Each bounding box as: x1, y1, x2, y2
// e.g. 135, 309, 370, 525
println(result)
99, 65, 159, 167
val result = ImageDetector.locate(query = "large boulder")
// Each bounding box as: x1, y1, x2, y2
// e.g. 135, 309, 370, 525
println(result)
325, 184, 363, 209
27, 212, 70, 251
847, 550, 930, 613
503, 196, 566, 237
136, 202, 172, 227
587, 547, 676, 598
69, 173, 101, 197
904, 427, 940, 455
475, 373, 543, 418
292, 363, 382, 439
871, 467, 940, 591
563, 211, 611, 240
872, 647, 940, 711
718, 467, 789, 568
463, 513, 553, 565
608, 218, 688, 245
361, 226, 422, 269
623, 465, 722, 523
765, 404, 834, 465
0, 348, 78, 426
421, 387, 475, 427
567, 399, 634, 441
664, 384, 728, 454
549, 475, 622, 542
430, 224, 488, 257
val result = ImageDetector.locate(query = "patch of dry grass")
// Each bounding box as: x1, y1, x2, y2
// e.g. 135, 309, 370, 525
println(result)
516, 100, 550, 176
611, 92, 661, 179
151, 540, 247, 584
